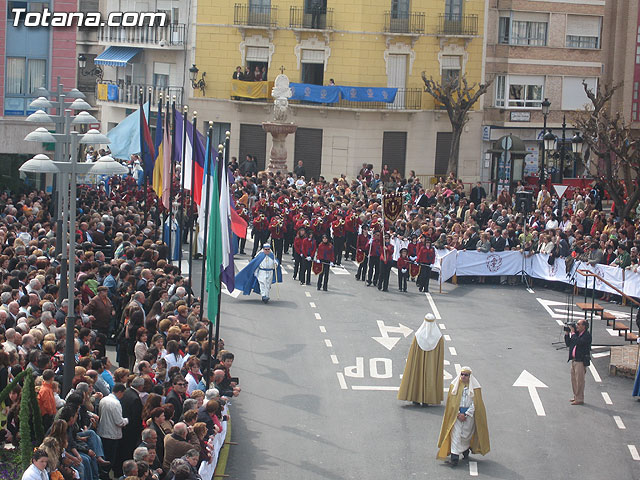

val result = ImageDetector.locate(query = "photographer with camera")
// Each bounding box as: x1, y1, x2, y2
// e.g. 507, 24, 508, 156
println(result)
564, 319, 592, 405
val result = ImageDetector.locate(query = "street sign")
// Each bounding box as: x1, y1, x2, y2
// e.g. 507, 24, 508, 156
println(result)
553, 184, 569, 198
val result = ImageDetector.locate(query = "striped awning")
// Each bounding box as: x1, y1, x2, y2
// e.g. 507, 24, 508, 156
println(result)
94, 46, 142, 67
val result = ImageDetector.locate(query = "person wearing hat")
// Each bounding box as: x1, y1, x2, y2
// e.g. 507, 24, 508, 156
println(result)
398, 313, 444, 406
234, 244, 282, 303
397, 247, 410, 292
437, 366, 490, 467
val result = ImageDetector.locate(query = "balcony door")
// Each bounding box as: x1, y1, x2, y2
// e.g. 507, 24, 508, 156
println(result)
249, 0, 271, 26
387, 54, 407, 109
445, 0, 462, 19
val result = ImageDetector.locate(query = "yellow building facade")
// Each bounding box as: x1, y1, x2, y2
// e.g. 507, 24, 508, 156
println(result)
190, 0, 488, 182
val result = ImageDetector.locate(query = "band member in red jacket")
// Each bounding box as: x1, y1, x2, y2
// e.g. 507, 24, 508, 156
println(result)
299, 231, 317, 286
331, 215, 346, 266
416, 235, 436, 292
367, 230, 382, 287
378, 233, 394, 292
396, 247, 410, 292
315, 234, 335, 291
344, 211, 358, 261
269, 215, 285, 264
251, 212, 270, 258
355, 225, 369, 281
292, 227, 306, 281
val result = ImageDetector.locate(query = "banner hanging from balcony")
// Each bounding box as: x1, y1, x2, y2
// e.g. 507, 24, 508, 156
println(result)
289, 83, 341, 103
288, 83, 398, 104
231, 80, 273, 99
337, 86, 397, 103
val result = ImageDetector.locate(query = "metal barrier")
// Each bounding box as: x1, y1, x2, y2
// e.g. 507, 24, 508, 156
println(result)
384, 11, 425, 34
289, 6, 333, 29
234, 3, 278, 27
436, 14, 478, 36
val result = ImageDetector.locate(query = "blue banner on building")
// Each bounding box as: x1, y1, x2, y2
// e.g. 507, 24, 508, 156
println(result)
289, 83, 341, 103
289, 83, 398, 104
338, 86, 397, 103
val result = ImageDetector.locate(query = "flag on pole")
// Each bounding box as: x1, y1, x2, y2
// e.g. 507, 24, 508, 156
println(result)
152, 105, 164, 198
205, 149, 223, 323
173, 110, 206, 205
109, 101, 150, 161
219, 155, 235, 292
138, 103, 155, 181
161, 103, 172, 209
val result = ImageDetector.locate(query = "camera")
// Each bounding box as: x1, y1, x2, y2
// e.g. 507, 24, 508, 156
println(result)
563, 321, 576, 332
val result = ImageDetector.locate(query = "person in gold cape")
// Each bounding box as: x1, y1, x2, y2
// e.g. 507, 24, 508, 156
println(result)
397, 313, 444, 406
437, 366, 490, 467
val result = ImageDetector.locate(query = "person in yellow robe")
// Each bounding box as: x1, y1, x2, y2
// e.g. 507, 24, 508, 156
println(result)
397, 313, 444, 406
437, 366, 490, 467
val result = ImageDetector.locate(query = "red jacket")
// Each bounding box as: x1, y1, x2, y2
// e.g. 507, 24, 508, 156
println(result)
293, 236, 305, 255
345, 214, 357, 233
356, 233, 369, 251
253, 215, 269, 232
417, 245, 435, 265
368, 238, 381, 258
331, 219, 346, 238
397, 256, 411, 271
316, 242, 335, 262
301, 237, 317, 257
380, 244, 394, 264
407, 242, 419, 257
269, 218, 285, 239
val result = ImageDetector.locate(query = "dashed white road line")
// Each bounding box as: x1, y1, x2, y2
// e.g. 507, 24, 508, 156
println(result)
352, 385, 400, 391
309, 302, 316, 308
601, 392, 613, 405
425, 293, 442, 319
319, 326, 327, 333
336, 372, 348, 390
592, 351, 610, 358
589, 364, 602, 383
469, 461, 478, 476
439, 323, 446, 330
613, 416, 626, 429
330, 354, 339, 364
305, 291, 311, 297
444, 334, 451, 341
449, 347, 457, 356
628, 445, 640, 461
314, 313, 322, 320
324, 339, 333, 347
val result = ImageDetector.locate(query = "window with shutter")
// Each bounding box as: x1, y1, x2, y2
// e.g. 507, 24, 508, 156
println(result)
566, 15, 601, 49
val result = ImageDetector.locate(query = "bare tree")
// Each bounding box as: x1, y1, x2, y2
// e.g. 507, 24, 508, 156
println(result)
421, 73, 493, 177
574, 81, 640, 218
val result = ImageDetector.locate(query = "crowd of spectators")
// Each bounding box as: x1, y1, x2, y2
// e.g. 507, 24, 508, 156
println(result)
0, 175, 240, 480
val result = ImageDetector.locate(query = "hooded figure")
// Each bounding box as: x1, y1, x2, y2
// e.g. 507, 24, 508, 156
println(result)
437, 366, 490, 466
397, 313, 444, 405
235, 244, 283, 303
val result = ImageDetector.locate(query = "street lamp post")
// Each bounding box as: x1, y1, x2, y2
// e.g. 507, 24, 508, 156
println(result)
571, 131, 584, 177
540, 98, 551, 188
20, 123, 126, 395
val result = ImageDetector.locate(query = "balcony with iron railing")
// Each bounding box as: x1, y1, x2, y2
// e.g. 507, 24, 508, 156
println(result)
98, 23, 186, 48
234, 4, 278, 28
289, 6, 334, 30
384, 11, 425, 34
436, 14, 478, 36
96, 81, 183, 107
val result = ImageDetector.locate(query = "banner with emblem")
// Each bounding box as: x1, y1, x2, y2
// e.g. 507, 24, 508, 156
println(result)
455, 251, 523, 277
230, 80, 274, 99
382, 193, 403, 224
289, 83, 341, 103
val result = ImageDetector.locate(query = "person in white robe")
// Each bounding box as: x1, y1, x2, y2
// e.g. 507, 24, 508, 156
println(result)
256, 244, 278, 303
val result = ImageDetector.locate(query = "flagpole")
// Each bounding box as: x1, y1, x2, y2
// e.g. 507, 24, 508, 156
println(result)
168, 96, 176, 262
187, 112, 197, 306
139, 91, 148, 232
162, 98, 169, 246
213, 130, 230, 361
179, 105, 188, 274
156, 93, 164, 243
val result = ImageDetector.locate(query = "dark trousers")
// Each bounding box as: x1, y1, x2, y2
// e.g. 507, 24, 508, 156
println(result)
345, 231, 356, 260
300, 257, 312, 284
273, 237, 284, 264
251, 230, 268, 257
356, 255, 368, 280
417, 264, 432, 292
317, 263, 330, 290
284, 230, 294, 254
378, 262, 391, 291
102, 437, 119, 464
333, 236, 345, 265
239, 236, 246, 253
293, 252, 301, 279
398, 270, 408, 291
367, 256, 380, 286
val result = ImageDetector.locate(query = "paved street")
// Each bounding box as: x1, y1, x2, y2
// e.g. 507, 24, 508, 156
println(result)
189, 243, 640, 480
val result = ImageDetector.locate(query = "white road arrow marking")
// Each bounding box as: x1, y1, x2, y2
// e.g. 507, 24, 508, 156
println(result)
372, 320, 413, 350
513, 370, 548, 416
536, 298, 572, 319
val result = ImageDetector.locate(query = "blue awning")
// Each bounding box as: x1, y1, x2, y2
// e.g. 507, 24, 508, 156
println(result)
94, 46, 142, 67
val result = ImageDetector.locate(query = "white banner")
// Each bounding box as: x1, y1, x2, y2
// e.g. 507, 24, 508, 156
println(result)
623, 269, 640, 298
575, 262, 624, 295
455, 251, 523, 277
439, 249, 458, 284
528, 254, 569, 283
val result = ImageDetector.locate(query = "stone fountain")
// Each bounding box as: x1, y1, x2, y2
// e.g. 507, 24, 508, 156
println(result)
262, 73, 297, 172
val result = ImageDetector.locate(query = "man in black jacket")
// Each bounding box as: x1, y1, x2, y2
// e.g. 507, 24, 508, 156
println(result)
165, 375, 188, 422
564, 319, 592, 405
118, 376, 144, 476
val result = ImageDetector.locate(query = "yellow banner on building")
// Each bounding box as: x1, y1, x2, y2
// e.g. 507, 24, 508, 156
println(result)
97, 83, 108, 101
230, 80, 273, 99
